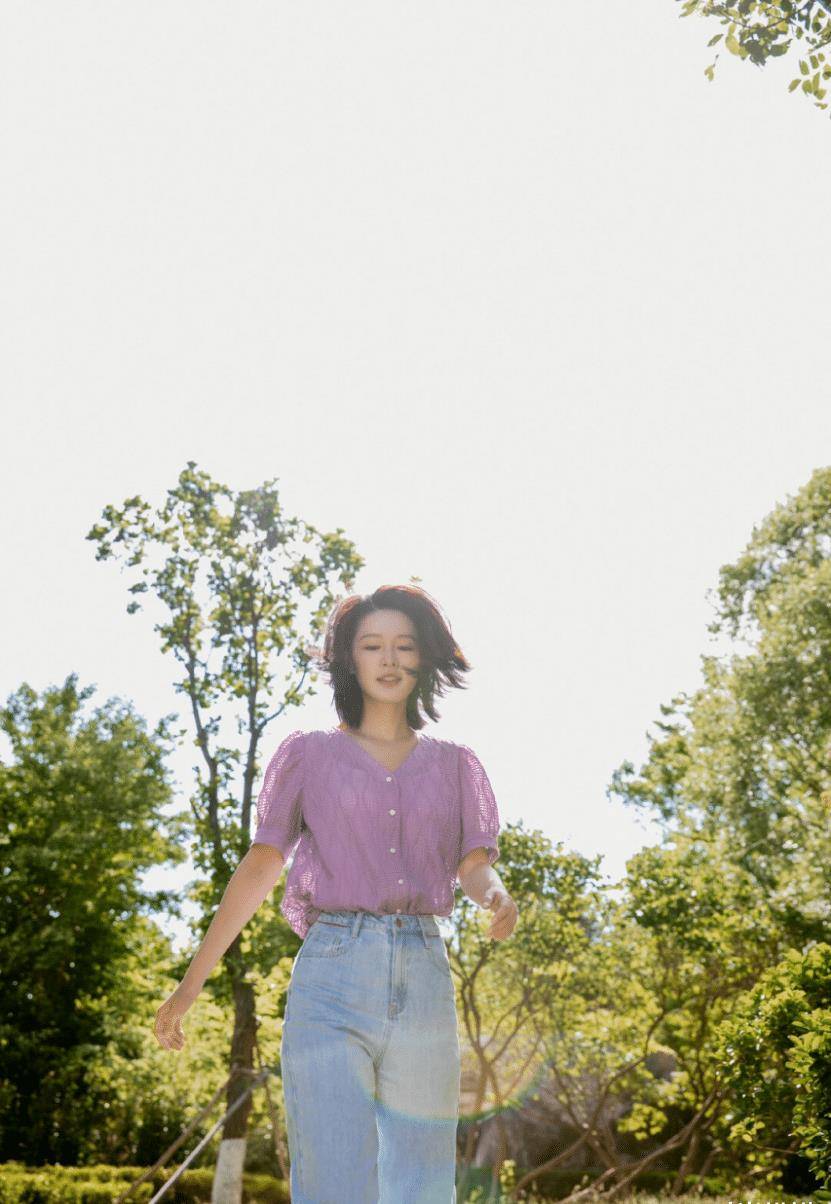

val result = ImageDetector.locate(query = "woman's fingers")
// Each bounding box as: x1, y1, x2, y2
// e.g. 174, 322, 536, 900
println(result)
154, 999, 186, 1050
155, 1023, 185, 1050
486, 896, 518, 940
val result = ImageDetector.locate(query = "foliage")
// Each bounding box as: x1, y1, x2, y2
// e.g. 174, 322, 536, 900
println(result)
603, 466, 831, 1190
0, 676, 188, 1165
84, 460, 361, 1184
85, 461, 361, 972
451, 823, 607, 1150
9, 463, 831, 1190
0, 1161, 290, 1202
676, 0, 831, 115
714, 941, 831, 1190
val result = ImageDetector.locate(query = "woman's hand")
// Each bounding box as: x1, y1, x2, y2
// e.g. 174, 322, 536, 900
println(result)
150, 846, 285, 1054
154, 983, 199, 1052
482, 887, 518, 941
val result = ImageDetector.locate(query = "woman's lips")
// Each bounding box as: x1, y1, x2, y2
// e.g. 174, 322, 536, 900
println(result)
378, 677, 401, 684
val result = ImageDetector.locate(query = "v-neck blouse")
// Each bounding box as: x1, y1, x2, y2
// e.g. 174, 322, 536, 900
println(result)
251, 726, 501, 938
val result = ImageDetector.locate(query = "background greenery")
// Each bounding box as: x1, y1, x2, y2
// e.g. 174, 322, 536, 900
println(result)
4, 467, 831, 1200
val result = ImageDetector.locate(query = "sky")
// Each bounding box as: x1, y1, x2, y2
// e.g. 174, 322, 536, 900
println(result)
3, 1, 830, 952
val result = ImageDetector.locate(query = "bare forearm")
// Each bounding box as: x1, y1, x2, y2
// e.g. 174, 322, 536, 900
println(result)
179, 844, 285, 998
458, 860, 506, 907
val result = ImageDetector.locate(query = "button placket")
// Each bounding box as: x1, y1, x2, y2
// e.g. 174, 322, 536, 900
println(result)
385, 771, 406, 908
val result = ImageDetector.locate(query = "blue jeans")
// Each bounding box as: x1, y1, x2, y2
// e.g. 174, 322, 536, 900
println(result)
280, 908, 461, 1203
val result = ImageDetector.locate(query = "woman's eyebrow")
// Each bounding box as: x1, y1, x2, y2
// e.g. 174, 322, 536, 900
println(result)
358, 633, 416, 640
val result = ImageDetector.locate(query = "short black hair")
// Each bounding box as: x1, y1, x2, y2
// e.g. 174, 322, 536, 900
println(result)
308, 584, 472, 729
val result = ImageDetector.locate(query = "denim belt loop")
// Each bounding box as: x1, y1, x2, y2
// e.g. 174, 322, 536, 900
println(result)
351, 911, 364, 940
416, 914, 431, 952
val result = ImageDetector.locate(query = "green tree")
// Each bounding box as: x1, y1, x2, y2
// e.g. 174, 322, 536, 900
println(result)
610, 468, 831, 939
85, 461, 361, 1200
449, 823, 606, 1196
507, 840, 749, 1200
0, 674, 187, 1164
605, 466, 831, 1188
677, 0, 831, 115
714, 942, 831, 1191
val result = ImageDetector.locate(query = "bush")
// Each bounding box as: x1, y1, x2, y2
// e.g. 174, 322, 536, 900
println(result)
0, 1163, 290, 1203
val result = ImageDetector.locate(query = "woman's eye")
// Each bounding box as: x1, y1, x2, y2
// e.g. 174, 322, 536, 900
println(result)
364, 646, 414, 652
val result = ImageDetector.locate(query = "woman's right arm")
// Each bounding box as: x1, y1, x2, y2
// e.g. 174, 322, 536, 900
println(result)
153, 842, 286, 1051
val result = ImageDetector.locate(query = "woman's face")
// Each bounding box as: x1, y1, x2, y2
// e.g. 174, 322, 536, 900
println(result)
351, 609, 421, 706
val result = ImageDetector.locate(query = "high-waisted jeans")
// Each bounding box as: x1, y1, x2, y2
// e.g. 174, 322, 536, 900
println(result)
280, 908, 461, 1204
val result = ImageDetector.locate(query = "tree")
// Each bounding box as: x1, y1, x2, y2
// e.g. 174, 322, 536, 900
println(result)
609, 469, 831, 931
448, 822, 608, 1196
713, 942, 831, 1192
0, 673, 187, 1164
501, 830, 797, 1199
85, 461, 361, 1204
604, 466, 831, 1188
676, 0, 831, 115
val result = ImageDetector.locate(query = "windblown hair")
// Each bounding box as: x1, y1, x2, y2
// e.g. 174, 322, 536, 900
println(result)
308, 584, 472, 730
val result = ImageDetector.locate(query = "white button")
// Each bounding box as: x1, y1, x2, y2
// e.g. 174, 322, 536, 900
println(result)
389, 808, 395, 815
389, 847, 396, 853
385, 775, 392, 782
398, 878, 404, 884
395, 908, 402, 913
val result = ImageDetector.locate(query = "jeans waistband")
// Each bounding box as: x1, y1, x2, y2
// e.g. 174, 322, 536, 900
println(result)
315, 908, 444, 944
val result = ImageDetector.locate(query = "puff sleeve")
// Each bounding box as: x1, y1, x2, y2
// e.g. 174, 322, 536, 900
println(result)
251, 729, 306, 861
457, 743, 501, 868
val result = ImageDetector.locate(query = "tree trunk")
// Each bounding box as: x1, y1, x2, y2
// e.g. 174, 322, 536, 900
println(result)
211, 949, 257, 1204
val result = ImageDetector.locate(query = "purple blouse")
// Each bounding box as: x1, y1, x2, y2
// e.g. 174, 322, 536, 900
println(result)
251, 726, 501, 938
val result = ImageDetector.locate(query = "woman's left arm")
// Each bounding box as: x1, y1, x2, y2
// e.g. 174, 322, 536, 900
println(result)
458, 848, 518, 940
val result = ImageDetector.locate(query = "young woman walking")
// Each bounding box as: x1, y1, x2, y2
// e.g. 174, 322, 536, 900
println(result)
154, 584, 518, 1204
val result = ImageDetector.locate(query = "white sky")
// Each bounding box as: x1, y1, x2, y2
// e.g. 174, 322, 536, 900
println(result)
3, 2, 830, 950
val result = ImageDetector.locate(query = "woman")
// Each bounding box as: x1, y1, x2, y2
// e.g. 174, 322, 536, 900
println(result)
154, 584, 518, 1203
